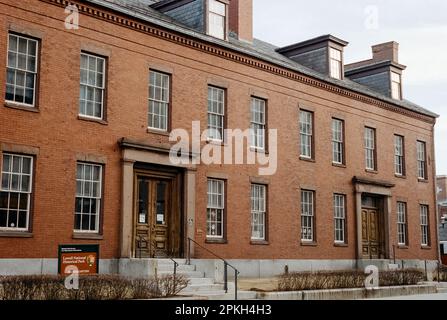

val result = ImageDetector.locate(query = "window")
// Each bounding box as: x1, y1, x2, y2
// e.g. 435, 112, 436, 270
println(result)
208, 0, 226, 39
334, 194, 346, 243
394, 135, 405, 176
329, 48, 342, 79
6, 33, 38, 106
332, 119, 344, 164
417, 141, 427, 180
397, 202, 408, 246
364, 127, 376, 170
300, 110, 313, 159
391, 72, 402, 100
250, 97, 266, 150
207, 86, 225, 141
148, 70, 170, 131
79, 52, 106, 119
251, 184, 266, 241
207, 179, 224, 238
301, 190, 315, 242
0, 154, 33, 230
420, 205, 429, 246
75, 163, 102, 233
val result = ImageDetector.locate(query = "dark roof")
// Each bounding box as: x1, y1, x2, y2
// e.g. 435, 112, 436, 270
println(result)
84, 0, 438, 119
345, 60, 407, 74
276, 34, 349, 54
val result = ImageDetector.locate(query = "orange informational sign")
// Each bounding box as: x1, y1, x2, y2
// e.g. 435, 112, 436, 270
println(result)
58, 245, 99, 275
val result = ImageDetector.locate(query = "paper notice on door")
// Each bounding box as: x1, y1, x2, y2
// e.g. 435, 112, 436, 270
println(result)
139, 213, 146, 224
157, 214, 164, 223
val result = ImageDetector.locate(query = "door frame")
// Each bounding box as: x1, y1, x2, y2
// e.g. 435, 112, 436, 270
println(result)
361, 195, 386, 259
132, 168, 183, 258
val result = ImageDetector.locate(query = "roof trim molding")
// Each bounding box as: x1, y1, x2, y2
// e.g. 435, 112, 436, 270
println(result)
40, 0, 436, 124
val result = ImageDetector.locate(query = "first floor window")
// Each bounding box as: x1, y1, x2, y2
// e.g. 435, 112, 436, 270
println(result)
300, 110, 313, 158
148, 70, 170, 131
79, 52, 106, 119
207, 179, 224, 238
75, 163, 102, 232
420, 205, 429, 246
334, 194, 346, 243
0, 154, 33, 230
6, 33, 38, 106
397, 202, 407, 245
251, 184, 266, 240
301, 190, 315, 241
207, 86, 225, 141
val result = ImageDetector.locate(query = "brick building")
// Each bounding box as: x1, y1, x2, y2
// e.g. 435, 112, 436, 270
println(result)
0, 0, 439, 276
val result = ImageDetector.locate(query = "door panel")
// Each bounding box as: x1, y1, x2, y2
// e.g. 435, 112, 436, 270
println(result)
362, 208, 383, 259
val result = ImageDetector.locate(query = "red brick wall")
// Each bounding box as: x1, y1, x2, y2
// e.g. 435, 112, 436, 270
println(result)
0, 0, 437, 261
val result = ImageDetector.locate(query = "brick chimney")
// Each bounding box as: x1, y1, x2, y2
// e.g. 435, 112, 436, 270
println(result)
228, 0, 253, 43
372, 41, 399, 63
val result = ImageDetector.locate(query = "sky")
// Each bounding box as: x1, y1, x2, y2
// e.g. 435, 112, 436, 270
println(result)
253, 0, 447, 175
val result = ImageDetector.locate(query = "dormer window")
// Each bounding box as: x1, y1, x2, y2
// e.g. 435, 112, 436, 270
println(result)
329, 47, 342, 79
208, 0, 226, 40
391, 72, 402, 100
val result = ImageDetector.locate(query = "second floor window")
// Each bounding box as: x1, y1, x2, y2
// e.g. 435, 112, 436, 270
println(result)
251, 184, 266, 241
332, 118, 344, 164
250, 97, 266, 150
148, 70, 170, 131
301, 190, 315, 242
394, 135, 405, 176
0, 154, 33, 231
417, 141, 427, 180
300, 110, 313, 159
207, 86, 225, 141
75, 163, 102, 233
207, 179, 224, 238
6, 33, 38, 106
391, 72, 402, 100
329, 48, 342, 79
80, 52, 105, 119
364, 127, 376, 170
208, 0, 226, 40
420, 205, 429, 246
397, 202, 407, 246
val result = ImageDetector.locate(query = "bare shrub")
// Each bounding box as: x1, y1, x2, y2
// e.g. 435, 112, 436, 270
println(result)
156, 274, 189, 297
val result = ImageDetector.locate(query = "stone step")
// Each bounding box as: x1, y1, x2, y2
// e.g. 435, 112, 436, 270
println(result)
187, 277, 215, 285
158, 270, 204, 278
155, 259, 187, 265
181, 284, 225, 293
185, 291, 258, 300
157, 264, 196, 272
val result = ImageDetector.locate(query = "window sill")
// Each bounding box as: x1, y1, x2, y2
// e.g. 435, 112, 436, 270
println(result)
205, 238, 227, 244
332, 163, 346, 168
365, 169, 378, 174
0, 231, 33, 238
299, 156, 315, 163
421, 245, 431, 250
4, 101, 39, 113
250, 147, 269, 155
300, 241, 317, 247
78, 115, 108, 125
205, 139, 226, 146
334, 242, 348, 247
418, 179, 429, 183
147, 128, 170, 136
397, 245, 409, 249
395, 174, 407, 179
250, 240, 269, 246
72, 233, 103, 240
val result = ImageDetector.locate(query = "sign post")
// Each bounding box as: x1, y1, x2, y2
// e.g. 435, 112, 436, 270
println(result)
58, 244, 99, 275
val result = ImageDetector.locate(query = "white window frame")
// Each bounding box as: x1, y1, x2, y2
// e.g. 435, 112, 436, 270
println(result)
6, 33, 38, 107
301, 190, 315, 242
148, 70, 170, 131
300, 110, 313, 159
0, 153, 33, 231
250, 97, 266, 150
206, 179, 224, 239
397, 202, 407, 246
394, 135, 405, 176
420, 205, 429, 246
329, 47, 342, 80
207, 86, 225, 142
364, 127, 376, 170
75, 162, 102, 233
417, 141, 427, 180
208, 0, 226, 40
79, 52, 106, 120
332, 118, 344, 164
391, 72, 402, 100
251, 184, 266, 241
334, 194, 346, 244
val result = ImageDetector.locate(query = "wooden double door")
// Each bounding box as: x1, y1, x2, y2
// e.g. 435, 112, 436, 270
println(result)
361, 207, 385, 259
133, 170, 182, 258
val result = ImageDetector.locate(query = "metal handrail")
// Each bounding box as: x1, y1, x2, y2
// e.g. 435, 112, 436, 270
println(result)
186, 237, 240, 300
